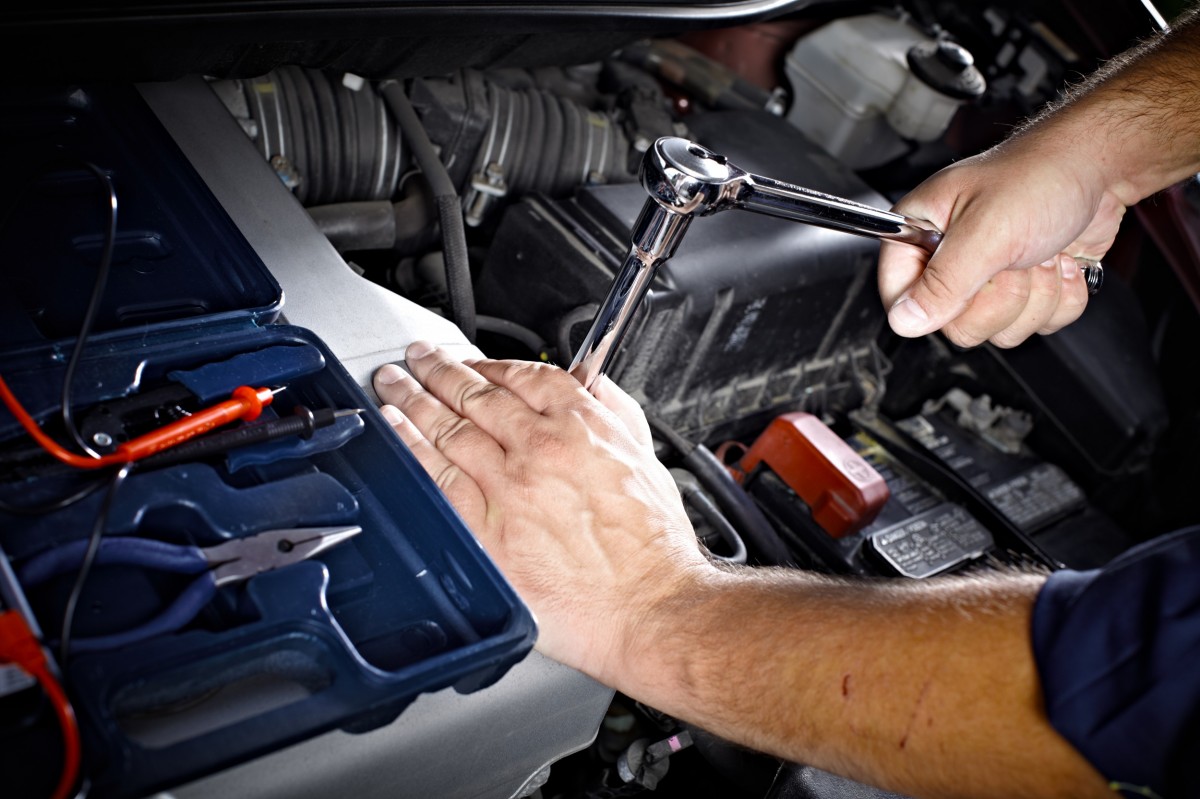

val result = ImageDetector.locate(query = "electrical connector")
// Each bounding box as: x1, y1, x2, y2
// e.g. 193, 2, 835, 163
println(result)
0, 609, 80, 799
0, 608, 46, 670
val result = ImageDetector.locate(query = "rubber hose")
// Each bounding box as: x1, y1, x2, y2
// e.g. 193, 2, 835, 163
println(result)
341, 78, 364, 200
557, 99, 584, 195
310, 69, 342, 205
646, 414, 791, 566
290, 67, 324, 205
535, 92, 565, 193
687, 488, 748, 565
306, 187, 435, 254
475, 315, 548, 357
673, 471, 748, 565
381, 81, 477, 342
682, 444, 793, 566
274, 67, 309, 201
306, 201, 397, 252
436, 194, 476, 342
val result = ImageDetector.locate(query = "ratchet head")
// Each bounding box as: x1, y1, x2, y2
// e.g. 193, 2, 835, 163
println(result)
640, 137, 744, 217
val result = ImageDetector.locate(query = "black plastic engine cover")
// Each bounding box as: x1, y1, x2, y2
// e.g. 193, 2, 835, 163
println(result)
477, 110, 890, 441
978, 272, 1169, 476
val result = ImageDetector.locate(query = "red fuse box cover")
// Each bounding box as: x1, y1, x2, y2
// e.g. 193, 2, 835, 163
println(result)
738, 412, 889, 538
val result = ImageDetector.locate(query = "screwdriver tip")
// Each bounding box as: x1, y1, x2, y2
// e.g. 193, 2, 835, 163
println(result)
334, 408, 365, 418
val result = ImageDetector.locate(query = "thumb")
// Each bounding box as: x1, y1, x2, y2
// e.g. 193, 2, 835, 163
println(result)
885, 233, 1000, 338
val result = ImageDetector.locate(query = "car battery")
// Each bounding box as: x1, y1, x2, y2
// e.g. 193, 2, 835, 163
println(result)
746, 421, 996, 579
0, 84, 534, 799
894, 394, 1136, 569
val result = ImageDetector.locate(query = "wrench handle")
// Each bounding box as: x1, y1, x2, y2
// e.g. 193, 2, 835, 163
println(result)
740, 175, 942, 251
742, 174, 1101, 293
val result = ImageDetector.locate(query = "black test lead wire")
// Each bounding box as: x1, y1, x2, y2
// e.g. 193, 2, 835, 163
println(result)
0, 479, 108, 517
0, 162, 119, 516
59, 462, 132, 665
59, 162, 119, 461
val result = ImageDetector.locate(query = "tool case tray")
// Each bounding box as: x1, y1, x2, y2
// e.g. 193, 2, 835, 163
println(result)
0, 83, 535, 798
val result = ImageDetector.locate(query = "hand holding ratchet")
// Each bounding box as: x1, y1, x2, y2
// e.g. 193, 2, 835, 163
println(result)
568, 137, 1103, 391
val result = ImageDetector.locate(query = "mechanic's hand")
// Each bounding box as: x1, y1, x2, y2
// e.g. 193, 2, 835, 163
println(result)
878, 140, 1126, 348
373, 342, 710, 681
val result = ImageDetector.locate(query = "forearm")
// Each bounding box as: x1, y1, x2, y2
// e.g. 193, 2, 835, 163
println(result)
1011, 6, 1200, 205
608, 566, 1108, 799
374, 349, 1111, 797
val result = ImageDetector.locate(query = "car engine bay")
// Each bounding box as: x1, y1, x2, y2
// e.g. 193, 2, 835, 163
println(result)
1, 0, 1198, 797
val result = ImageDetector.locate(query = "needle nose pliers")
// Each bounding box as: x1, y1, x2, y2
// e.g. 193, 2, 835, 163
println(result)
18, 525, 362, 653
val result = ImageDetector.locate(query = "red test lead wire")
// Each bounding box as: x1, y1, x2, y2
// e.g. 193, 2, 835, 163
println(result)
0, 376, 278, 469
0, 375, 127, 469
0, 610, 81, 799
115, 385, 277, 460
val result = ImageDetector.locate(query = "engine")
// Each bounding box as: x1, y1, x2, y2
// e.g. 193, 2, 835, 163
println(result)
191, 8, 1194, 796
2, 1, 1196, 797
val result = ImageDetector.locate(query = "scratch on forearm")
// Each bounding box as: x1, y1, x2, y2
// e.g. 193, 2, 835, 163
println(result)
898, 678, 933, 750
841, 673, 868, 738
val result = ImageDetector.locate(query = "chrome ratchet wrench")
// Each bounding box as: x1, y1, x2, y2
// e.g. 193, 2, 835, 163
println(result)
567, 136, 1103, 392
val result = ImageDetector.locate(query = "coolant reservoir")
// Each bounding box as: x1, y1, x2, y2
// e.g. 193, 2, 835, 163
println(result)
784, 14, 985, 169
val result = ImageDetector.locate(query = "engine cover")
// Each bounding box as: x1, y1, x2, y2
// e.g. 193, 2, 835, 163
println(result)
478, 110, 891, 441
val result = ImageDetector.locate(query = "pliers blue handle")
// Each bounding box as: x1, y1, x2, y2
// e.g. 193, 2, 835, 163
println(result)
19, 526, 362, 653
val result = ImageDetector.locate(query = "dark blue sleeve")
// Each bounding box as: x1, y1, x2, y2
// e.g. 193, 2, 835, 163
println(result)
1032, 525, 1200, 799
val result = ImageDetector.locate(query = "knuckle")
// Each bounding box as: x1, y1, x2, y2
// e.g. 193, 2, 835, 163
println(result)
492, 360, 528, 384
422, 357, 459, 390
1061, 287, 1089, 314
458, 381, 513, 413
430, 414, 476, 452
993, 270, 1031, 304
942, 320, 986, 349
431, 462, 463, 493
1030, 272, 1062, 302
917, 265, 965, 306
505, 359, 550, 382
989, 328, 1029, 349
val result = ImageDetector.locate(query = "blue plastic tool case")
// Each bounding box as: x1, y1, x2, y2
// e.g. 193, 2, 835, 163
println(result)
0, 84, 535, 798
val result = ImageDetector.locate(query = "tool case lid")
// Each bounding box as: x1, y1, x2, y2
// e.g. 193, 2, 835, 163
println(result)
0, 83, 283, 355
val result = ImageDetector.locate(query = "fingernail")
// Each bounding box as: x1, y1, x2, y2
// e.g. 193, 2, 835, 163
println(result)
1061, 257, 1079, 280
888, 296, 931, 336
379, 405, 405, 425
375, 363, 408, 386
405, 340, 436, 360
1039, 256, 1058, 270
